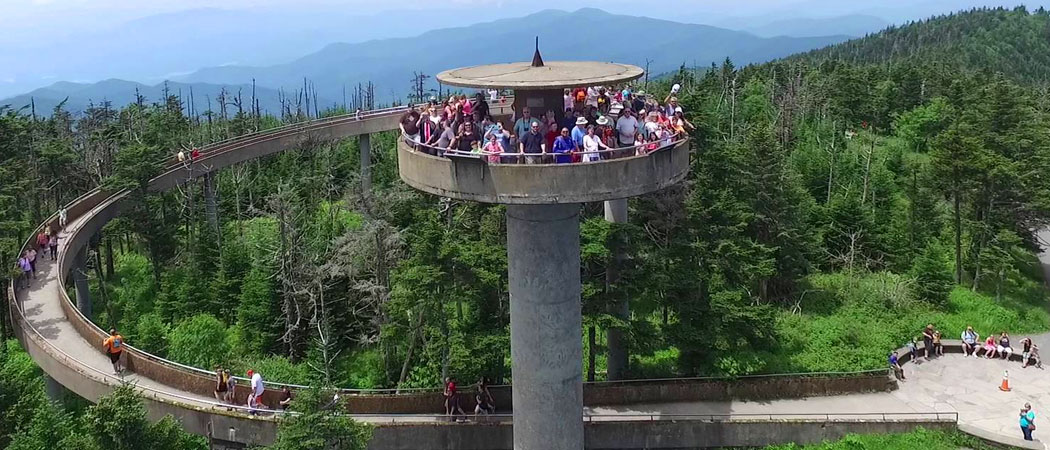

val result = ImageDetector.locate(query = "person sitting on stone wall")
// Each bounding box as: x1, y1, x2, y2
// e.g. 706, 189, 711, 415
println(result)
961, 326, 980, 358
889, 351, 906, 381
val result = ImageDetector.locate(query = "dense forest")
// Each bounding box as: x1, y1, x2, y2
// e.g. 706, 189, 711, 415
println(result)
2, 5, 1050, 446
795, 6, 1050, 85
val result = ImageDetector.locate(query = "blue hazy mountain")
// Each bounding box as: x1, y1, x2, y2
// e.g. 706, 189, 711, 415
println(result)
177, 8, 849, 103
0, 79, 334, 117
1, 8, 847, 114
744, 14, 891, 38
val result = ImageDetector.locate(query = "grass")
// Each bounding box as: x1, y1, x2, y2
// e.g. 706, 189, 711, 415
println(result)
753, 427, 1000, 449
765, 270, 1050, 373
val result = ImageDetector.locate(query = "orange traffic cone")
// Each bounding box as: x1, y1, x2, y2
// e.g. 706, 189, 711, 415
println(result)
999, 370, 1012, 392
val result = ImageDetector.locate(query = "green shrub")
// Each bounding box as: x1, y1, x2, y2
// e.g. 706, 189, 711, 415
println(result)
166, 314, 231, 369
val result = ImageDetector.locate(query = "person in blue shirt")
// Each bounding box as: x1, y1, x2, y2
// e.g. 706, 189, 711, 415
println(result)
571, 117, 588, 150
1021, 403, 1036, 441
889, 351, 905, 381
552, 128, 576, 164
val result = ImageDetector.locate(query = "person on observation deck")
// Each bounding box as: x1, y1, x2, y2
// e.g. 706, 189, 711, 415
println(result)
583, 125, 609, 163
102, 329, 125, 375
616, 109, 640, 156
400, 107, 421, 143
483, 132, 504, 164
563, 89, 574, 113
663, 95, 682, 117
474, 92, 490, 122
572, 117, 588, 151
552, 128, 576, 164
544, 114, 559, 151
450, 122, 481, 155
419, 107, 440, 149
519, 121, 546, 165
672, 108, 695, 134
436, 120, 455, 154
513, 109, 535, 140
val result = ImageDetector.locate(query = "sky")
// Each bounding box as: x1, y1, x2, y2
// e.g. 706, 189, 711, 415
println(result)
2, 0, 1048, 99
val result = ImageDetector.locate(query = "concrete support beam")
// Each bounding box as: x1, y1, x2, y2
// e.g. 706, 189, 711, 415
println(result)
44, 374, 69, 402
73, 246, 91, 319
203, 172, 219, 235
506, 203, 583, 450
359, 133, 372, 193
604, 198, 629, 381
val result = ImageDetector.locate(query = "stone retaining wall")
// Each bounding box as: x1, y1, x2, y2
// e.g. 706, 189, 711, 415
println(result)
368, 419, 956, 450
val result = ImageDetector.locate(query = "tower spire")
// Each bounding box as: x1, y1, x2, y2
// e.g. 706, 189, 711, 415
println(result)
531, 36, 544, 67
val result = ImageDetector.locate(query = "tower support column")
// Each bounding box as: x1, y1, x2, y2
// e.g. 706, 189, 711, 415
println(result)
359, 133, 372, 192
604, 198, 629, 380
73, 246, 92, 319
203, 172, 219, 235
506, 203, 583, 450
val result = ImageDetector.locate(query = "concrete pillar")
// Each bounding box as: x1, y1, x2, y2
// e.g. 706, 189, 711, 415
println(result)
203, 172, 219, 235
359, 133, 372, 193
44, 374, 69, 401
506, 203, 583, 450
73, 246, 92, 319
604, 198, 629, 381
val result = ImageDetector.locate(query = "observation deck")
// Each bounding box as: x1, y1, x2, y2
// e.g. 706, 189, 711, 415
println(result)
396, 138, 690, 204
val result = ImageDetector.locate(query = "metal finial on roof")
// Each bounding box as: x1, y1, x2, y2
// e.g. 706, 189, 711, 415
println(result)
531, 36, 544, 68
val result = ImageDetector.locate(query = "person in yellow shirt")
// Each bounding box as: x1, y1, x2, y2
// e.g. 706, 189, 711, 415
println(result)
102, 328, 125, 375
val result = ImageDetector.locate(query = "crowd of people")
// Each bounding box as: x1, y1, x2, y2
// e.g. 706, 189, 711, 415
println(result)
400, 84, 693, 164
444, 376, 496, 421
15, 225, 61, 291
211, 367, 292, 412
889, 324, 1043, 382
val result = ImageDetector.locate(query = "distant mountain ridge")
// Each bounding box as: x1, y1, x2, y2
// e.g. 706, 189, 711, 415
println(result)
788, 6, 1050, 83
0, 79, 335, 117
745, 14, 890, 38
176, 8, 848, 101
1, 8, 849, 115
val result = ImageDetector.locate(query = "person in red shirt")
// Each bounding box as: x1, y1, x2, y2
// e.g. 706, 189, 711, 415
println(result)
37, 231, 49, 257
444, 377, 465, 420
190, 148, 201, 161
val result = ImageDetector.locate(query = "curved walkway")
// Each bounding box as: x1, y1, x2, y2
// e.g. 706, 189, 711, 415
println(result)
592, 349, 1048, 448
9, 103, 1050, 448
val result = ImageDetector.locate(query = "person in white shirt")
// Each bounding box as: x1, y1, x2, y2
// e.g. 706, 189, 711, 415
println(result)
582, 125, 609, 162
615, 109, 639, 148
586, 86, 600, 109
247, 370, 265, 409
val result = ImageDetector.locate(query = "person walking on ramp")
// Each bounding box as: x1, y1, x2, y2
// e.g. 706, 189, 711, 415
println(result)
102, 329, 125, 375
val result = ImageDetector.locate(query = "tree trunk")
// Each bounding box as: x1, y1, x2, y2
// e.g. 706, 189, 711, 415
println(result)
104, 237, 115, 280
587, 325, 596, 382
397, 308, 425, 391
953, 189, 963, 283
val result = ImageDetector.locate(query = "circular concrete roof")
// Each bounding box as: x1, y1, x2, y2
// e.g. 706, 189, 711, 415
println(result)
437, 61, 644, 90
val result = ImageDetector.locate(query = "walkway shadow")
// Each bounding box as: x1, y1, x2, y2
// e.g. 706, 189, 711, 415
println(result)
27, 317, 64, 340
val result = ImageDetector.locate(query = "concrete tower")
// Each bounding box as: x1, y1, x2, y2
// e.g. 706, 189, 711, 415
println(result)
398, 57, 690, 450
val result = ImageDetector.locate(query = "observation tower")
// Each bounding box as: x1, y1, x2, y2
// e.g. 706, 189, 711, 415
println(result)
398, 50, 690, 450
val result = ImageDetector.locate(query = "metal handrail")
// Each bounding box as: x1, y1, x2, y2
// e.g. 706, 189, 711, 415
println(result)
408, 131, 687, 163
349, 411, 960, 424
